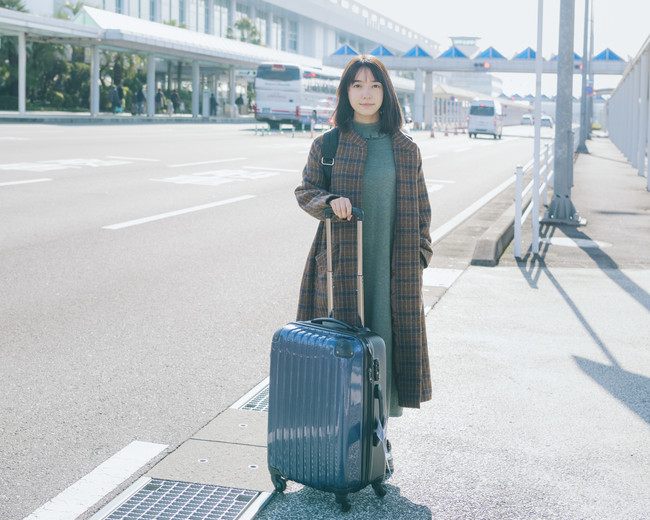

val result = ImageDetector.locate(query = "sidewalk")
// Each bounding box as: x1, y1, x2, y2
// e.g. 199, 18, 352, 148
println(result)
92, 137, 650, 520
0, 110, 255, 124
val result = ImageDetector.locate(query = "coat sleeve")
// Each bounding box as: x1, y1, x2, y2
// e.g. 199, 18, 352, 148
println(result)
295, 137, 338, 220
416, 147, 433, 268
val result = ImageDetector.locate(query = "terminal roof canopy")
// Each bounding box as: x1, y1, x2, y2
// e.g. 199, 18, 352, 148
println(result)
476, 47, 506, 59
404, 45, 432, 57
438, 46, 469, 58
333, 44, 359, 56
594, 48, 624, 61
71, 6, 324, 68
370, 45, 394, 56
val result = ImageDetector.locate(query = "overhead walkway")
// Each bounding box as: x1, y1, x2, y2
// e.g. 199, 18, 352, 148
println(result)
325, 42, 628, 128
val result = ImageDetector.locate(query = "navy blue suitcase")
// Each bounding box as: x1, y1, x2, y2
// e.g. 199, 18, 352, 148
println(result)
268, 208, 391, 512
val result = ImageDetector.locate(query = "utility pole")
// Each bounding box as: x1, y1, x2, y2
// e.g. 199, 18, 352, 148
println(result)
542, 0, 585, 225
577, 0, 590, 153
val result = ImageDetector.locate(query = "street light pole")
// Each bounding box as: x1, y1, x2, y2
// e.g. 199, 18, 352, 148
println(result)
577, 0, 590, 153
542, 0, 585, 225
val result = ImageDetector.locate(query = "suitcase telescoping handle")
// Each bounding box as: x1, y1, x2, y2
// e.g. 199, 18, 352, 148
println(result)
324, 207, 364, 327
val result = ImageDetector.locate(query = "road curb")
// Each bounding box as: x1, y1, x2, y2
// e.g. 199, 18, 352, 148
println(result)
470, 191, 532, 267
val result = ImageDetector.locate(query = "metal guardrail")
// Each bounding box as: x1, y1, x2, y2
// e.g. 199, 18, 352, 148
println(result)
513, 130, 580, 258
607, 34, 650, 191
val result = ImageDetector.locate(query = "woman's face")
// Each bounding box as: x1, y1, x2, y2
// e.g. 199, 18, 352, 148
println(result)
348, 67, 383, 124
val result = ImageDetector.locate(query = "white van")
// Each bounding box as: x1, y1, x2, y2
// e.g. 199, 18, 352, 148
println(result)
467, 99, 503, 139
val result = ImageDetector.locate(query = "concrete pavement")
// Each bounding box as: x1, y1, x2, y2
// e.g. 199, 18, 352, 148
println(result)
90, 136, 649, 520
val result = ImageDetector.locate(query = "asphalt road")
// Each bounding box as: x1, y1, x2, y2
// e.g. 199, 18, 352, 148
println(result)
0, 123, 551, 519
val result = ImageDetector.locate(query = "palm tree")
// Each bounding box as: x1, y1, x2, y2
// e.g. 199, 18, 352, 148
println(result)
0, 0, 28, 11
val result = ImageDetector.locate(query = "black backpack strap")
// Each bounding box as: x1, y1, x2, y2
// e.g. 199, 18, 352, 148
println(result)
320, 127, 339, 188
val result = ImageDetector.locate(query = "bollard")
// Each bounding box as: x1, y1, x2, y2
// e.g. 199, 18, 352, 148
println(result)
444, 126, 448, 136
430, 125, 435, 138
292, 126, 295, 138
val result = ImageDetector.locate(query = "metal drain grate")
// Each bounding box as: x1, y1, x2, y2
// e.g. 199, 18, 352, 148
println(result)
104, 479, 258, 520
239, 385, 268, 413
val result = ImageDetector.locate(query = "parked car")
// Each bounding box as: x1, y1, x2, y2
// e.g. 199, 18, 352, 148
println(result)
521, 114, 534, 125
541, 116, 553, 128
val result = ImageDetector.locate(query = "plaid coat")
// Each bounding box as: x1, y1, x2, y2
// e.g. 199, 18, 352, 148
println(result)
295, 128, 433, 408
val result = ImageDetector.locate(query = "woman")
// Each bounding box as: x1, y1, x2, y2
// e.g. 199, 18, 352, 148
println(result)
295, 55, 433, 415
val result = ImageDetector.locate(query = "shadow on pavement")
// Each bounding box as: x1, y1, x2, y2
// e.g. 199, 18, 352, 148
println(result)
572, 356, 650, 425
515, 224, 650, 426
256, 484, 432, 519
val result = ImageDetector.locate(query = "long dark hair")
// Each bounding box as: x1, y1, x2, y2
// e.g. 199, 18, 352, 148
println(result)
333, 55, 404, 134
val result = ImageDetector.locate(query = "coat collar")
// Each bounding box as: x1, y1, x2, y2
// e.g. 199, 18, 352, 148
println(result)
339, 127, 417, 152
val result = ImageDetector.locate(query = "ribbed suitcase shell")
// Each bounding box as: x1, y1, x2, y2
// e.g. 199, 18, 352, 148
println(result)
267, 319, 388, 507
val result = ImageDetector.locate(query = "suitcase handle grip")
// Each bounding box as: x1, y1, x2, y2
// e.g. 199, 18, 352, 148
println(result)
324, 207, 364, 221
310, 317, 358, 332
324, 206, 365, 327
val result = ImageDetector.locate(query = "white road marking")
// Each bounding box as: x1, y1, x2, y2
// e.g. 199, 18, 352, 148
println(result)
423, 268, 464, 288
454, 147, 472, 153
422, 154, 439, 160
24, 441, 167, 520
541, 237, 611, 249
102, 195, 255, 230
107, 156, 160, 162
430, 175, 515, 244
0, 178, 52, 187
243, 166, 298, 173
168, 157, 247, 168
152, 169, 279, 186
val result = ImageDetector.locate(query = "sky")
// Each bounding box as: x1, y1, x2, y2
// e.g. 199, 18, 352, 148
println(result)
354, 0, 650, 96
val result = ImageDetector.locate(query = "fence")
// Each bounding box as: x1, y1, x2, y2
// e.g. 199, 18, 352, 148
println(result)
607, 35, 650, 191
513, 130, 581, 258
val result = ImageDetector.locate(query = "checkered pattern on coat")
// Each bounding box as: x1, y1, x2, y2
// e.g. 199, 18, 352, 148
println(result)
295, 128, 433, 408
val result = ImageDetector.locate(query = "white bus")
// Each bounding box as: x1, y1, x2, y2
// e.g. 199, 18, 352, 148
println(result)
254, 63, 339, 129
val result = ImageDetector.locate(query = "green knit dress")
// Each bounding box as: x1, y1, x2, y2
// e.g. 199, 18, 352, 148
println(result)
352, 120, 403, 418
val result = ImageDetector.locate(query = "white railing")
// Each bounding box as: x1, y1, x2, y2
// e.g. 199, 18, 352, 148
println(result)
513, 130, 582, 258
607, 34, 650, 191
513, 142, 555, 258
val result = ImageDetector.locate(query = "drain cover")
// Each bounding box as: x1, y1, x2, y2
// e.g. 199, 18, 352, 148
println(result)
239, 385, 269, 413
104, 479, 258, 520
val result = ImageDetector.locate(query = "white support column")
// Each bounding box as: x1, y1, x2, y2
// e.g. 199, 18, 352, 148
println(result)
424, 71, 433, 129
631, 64, 641, 167
91, 45, 100, 116
192, 61, 200, 117
229, 65, 236, 117
413, 69, 423, 127
18, 31, 26, 115
266, 11, 273, 47
147, 53, 156, 117
637, 51, 649, 177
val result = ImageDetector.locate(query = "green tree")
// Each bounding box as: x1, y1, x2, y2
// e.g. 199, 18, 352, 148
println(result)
233, 17, 261, 45
0, 0, 28, 11
56, 1, 91, 62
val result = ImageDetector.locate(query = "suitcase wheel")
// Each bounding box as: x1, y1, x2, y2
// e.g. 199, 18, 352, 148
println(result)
372, 480, 387, 498
335, 493, 351, 512
271, 473, 287, 493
